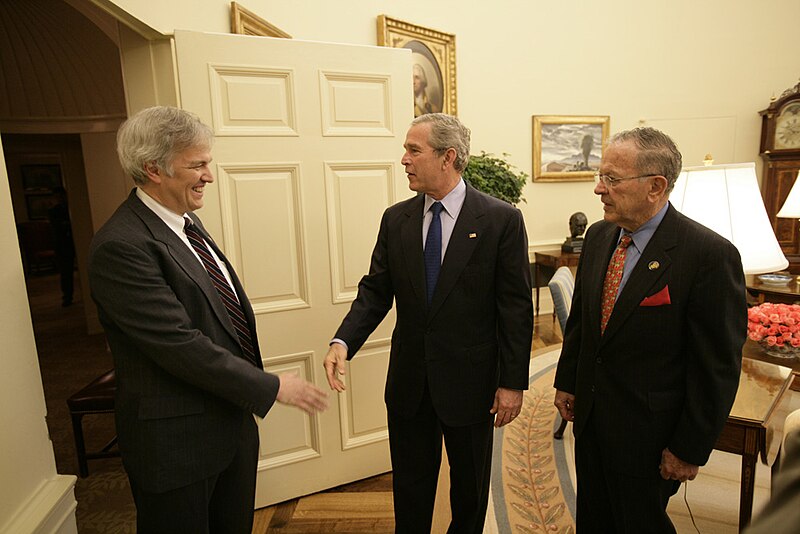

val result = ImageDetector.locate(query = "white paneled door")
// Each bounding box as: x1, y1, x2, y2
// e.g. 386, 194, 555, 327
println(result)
174, 30, 413, 507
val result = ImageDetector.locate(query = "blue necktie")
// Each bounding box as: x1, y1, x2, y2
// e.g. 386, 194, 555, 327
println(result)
424, 202, 443, 305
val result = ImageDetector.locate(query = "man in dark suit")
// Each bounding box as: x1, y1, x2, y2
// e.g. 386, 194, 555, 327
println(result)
323, 113, 533, 533
89, 106, 328, 534
554, 127, 746, 532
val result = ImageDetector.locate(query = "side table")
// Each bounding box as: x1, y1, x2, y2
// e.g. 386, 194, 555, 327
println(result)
532, 249, 580, 317
746, 274, 800, 305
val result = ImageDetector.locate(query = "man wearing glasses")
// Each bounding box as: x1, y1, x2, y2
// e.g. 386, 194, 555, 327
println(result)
553, 127, 746, 532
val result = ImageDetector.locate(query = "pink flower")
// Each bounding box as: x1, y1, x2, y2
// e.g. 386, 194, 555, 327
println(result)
767, 325, 779, 336
748, 303, 800, 347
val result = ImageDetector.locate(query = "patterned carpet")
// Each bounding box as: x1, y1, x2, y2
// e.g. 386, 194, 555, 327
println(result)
486, 347, 783, 534
489, 348, 575, 534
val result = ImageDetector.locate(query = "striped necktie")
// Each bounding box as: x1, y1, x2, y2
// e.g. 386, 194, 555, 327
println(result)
184, 218, 257, 365
600, 234, 632, 335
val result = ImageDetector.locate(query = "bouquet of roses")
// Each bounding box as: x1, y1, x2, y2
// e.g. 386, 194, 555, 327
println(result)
747, 302, 800, 348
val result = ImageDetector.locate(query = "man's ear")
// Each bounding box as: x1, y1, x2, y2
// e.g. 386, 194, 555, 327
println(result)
144, 162, 162, 184
648, 175, 668, 199
441, 148, 457, 170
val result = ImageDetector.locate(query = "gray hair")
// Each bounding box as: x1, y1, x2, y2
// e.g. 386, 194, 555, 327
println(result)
608, 127, 683, 194
116, 106, 214, 186
411, 113, 471, 173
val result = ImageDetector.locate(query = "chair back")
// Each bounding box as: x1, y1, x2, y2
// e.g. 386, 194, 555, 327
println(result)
548, 266, 575, 334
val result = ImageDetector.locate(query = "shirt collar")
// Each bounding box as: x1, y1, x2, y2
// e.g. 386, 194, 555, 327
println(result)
424, 178, 466, 219
136, 187, 189, 236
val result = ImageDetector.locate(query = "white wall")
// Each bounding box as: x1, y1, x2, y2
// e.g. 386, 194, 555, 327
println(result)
0, 143, 76, 534
101, 0, 800, 245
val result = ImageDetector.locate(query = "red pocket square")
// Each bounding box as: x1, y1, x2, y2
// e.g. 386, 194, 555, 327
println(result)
640, 285, 671, 306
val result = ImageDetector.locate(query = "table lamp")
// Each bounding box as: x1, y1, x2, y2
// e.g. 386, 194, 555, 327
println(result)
776, 170, 800, 219
670, 161, 788, 274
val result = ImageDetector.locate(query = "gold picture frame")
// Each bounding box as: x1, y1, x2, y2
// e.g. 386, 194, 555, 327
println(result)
532, 115, 610, 182
377, 15, 456, 117
230, 2, 291, 38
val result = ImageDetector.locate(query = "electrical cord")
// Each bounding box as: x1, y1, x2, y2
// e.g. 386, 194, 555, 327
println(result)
683, 481, 701, 534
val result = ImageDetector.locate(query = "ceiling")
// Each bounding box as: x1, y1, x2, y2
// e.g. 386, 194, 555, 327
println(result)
0, 0, 126, 127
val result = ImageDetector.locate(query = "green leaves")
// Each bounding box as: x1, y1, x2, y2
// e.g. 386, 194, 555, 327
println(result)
463, 151, 528, 205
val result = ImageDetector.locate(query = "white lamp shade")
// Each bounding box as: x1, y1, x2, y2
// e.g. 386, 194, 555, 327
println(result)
777, 170, 800, 218
670, 162, 788, 275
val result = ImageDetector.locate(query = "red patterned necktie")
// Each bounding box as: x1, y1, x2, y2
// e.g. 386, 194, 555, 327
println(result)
184, 218, 258, 365
600, 234, 632, 335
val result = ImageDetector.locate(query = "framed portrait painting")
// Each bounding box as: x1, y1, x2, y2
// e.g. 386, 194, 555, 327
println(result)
230, 2, 291, 38
532, 115, 610, 182
377, 15, 457, 117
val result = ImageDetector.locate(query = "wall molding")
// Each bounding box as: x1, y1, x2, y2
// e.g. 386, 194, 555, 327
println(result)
1, 475, 77, 534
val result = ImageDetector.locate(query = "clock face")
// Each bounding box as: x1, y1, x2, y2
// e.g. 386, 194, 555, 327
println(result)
775, 103, 800, 150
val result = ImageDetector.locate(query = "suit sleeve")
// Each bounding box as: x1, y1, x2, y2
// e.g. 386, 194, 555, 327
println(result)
553, 225, 593, 394
495, 207, 534, 390
668, 236, 746, 465
334, 210, 395, 358
89, 237, 280, 418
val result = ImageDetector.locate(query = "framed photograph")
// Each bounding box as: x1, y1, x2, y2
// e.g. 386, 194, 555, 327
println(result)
377, 15, 457, 117
532, 115, 610, 182
25, 193, 58, 220
230, 2, 291, 38
21, 164, 62, 191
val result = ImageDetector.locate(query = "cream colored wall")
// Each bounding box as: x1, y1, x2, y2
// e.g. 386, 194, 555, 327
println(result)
80, 131, 131, 333
0, 143, 77, 533
102, 0, 800, 246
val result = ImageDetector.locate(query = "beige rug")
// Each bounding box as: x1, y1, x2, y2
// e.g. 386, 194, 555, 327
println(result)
480, 347, 775, 534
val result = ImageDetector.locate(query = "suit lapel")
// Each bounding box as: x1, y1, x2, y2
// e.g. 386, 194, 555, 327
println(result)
128, 194, 240, 345
401, 195, 427, 304
428, 185, 482, 318
600, 206, 678, 343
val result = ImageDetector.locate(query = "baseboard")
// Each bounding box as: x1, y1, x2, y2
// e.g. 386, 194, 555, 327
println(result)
1, 475, 77, 534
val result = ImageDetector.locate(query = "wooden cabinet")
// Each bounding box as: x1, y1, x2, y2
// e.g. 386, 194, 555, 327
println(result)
760, 80, 800, 273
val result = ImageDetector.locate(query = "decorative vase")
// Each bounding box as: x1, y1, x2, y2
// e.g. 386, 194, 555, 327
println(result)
759, 341, 800, 360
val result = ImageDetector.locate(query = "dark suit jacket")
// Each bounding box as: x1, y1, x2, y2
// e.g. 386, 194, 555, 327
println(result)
554, 203, 746, 474
88, 190, 279, 493
335, 183, 533, 427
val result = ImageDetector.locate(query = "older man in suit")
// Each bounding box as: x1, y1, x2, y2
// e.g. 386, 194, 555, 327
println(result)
554, 127, 746, 532
323, 113, 533, 533
89, 106, 328, 534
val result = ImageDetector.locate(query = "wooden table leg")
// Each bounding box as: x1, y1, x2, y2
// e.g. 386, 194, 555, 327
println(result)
738, 429, 760, 531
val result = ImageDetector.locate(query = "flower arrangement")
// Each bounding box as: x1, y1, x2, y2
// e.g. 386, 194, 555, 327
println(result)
747, 302, 800, 357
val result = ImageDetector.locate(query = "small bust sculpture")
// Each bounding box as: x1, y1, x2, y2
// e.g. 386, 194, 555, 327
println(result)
562, 212, 588, 252
569, 212, 588, 239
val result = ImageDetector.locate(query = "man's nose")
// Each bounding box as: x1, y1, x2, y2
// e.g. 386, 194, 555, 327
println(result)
593, 181, 607, 195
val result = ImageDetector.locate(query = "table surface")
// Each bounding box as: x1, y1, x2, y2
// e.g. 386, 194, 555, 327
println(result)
746, 274, 800, 300
734, 341, 796, 467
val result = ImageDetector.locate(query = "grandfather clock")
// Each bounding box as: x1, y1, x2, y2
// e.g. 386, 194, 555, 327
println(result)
760, 79, 800, 273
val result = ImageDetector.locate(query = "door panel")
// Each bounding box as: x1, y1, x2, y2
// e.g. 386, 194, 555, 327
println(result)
174, 30, 413, 506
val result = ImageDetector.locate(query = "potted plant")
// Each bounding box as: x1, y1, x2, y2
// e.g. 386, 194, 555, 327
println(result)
463, 151, 527, 205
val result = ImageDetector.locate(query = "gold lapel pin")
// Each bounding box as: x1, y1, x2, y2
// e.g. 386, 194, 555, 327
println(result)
469, 232, 477, 239
648, 261, 660, 271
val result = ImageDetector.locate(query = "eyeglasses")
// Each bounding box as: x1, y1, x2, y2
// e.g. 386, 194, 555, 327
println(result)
594, 172, 660, 187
